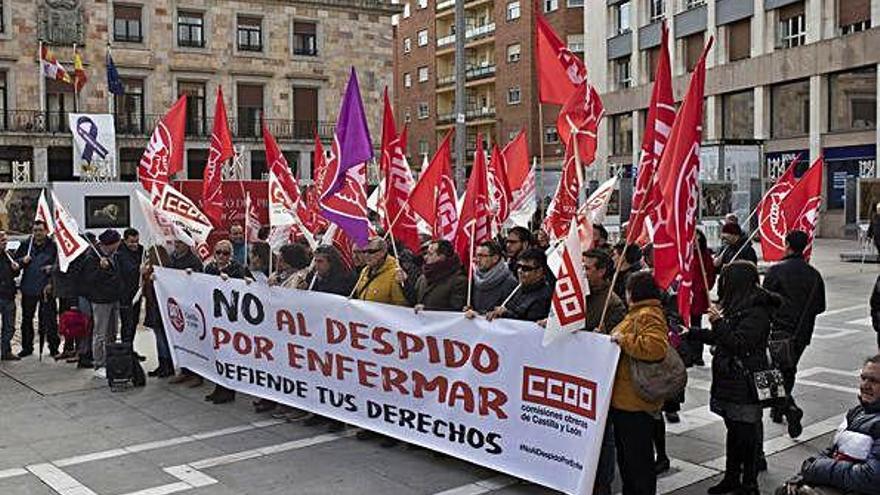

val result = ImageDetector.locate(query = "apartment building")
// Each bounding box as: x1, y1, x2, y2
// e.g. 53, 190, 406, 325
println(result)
586, 0, 879, 236
393, 0, 584, 180
0, 0, 398, 185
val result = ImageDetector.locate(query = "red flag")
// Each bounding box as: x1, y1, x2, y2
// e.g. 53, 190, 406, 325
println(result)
628, 21, 674, 244
454, 135, 492, 267
503, 130, 530, 191
544, 218, 589, 345
409, 130, 458, 241
139, 95, 187, 191
330, 226, 355, 270
245, 192, 261, 242
758, 155, 801, 261
536, 13, 586, 105
778, 157, 823, 261
556, 82, 604, 166
202, 87, 234, 227
488, 143, 514, 230
653, 37, 714, 326
384, 127, 421, 252
542, 140, 580, 240
303, 137, 331, 235
379, 88, 398, 178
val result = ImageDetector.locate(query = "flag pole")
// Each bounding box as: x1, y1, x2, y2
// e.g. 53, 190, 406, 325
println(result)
538, 105, 546, 220
73, 43, 79, 113
466, 219, 476, 308
38, 40, 46, 117
106, 44, 113, 114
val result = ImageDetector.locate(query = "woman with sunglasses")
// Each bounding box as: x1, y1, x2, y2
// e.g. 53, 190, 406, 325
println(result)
203, 239, 252, 405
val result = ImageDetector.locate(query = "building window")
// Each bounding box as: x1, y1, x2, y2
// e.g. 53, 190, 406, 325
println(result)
645, 47, 660, 82
293, 21, 318, 56
727, 18, 750, 62
829, 67, 877, 131
506, 1, 521, 20
614, 57, 631, 89
417, 103, 429, 119
403, 3, 411, 18
649, 0, 664, 21
113, 5, 143, 43
614, 1, 631, 34
419, 140, 429, 155
770, 79, 809, 138
236, 16, 262, 52
0, 1, 4, 35
507, 86, 521, 105
507, 43, 521, 63
684, 31, 705, 72
611, 113, 633, 156
404, 73, 412, 88
567, 34, 584, 56
186, 149, 208, 180
404, 110, 412, 123
45, 79, 75, 132
685, 0, 706, 9
292, 86, 318, 139
403, 37, 411, 53
722, 90, 754, 139
178, 81, 206, 136
544, 0, 558, 13
568, 0, 584, 7
118, 148, 140, 182
418, 66, 429, 82
418, 0, 427, 8
838, 0, 871, 35
0, 72, 6, 130
237, 83, 263, 138
417, 29, 428, 47
114, 78, 144, 134
777, 2, 806, 49
177, 11, 205, 48
545, 126, 559, 143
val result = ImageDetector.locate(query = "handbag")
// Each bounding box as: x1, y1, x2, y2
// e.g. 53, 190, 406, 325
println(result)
629, 317, 688, 403
738, 349, 788, 409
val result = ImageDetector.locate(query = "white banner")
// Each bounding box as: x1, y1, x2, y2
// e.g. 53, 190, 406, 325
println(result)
153, 268, 620, 495
69, 113, 117, 177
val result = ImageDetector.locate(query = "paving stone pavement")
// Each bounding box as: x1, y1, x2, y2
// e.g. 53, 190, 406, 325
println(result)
0, 239, 876, 495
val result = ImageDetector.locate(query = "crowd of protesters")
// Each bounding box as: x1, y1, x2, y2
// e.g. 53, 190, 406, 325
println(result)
2, 212, 879, 495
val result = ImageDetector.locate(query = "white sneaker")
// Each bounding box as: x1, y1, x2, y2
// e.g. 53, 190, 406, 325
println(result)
93, 367, 107, 379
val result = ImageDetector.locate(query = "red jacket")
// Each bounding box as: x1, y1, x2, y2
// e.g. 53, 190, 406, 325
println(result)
690, 247, 716, 318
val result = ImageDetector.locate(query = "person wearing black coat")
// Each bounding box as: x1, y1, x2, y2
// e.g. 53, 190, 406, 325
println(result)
715, 223, 758, 269
762, 230, 826, 435
867, 203, 880, 255
115, 228, 145, 345
871, 275, 880, 350
468, 241, 518, 315
688, 261, 781, 495
14, 221, 58, 357
0, 231, 20, 360
160, 241, 205, 381
308, 245, 356, 297
83, 230, 125, 378
203, 240, 251, 404
487, 248, 552, 322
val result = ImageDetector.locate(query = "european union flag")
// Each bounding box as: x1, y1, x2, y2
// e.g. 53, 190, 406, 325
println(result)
106, 52, 125, 96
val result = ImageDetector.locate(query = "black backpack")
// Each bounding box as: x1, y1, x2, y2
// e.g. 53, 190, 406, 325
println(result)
106, 342, 146, 389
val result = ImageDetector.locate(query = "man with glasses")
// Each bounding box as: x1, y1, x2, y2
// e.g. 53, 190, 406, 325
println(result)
406, 239, 467, 312
486, 248, 552, 322
351, 237, 408, 306
466, 240, 517, 316
583, 248, 626, 333
203, 239, 251, 404
505, 226, 532, 275
82, 229, 124, 379
0, 230, 20, 360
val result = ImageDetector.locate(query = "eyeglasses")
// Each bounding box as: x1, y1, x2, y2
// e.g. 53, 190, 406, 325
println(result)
475, 253, 495, 258
355, 248, 383, 255
517, 264, 540, 272
214, 250, 231, 256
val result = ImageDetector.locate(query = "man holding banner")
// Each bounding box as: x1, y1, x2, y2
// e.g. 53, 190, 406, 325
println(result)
14, 221, 58, 358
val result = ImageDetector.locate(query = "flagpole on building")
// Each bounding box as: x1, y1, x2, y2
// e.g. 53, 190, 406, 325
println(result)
38, 40, 46, 117
106, 44, 113, 114
72, 43, 79, 113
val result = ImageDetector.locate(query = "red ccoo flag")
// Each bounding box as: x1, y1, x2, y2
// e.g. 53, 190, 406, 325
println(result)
502, 130, 530, 191
139, 95, 187, 191
778, 156, 823, 261
542, 139, 580, 240
652, 37, 714, 326
409, 130, 458, 241
628, 21, 675, 245
758, 154, 801, 261
488, 143, 514, 231
454, 134, 492, 268
556, 82, 604, 167
536, 12, 586, 105
383, 127, 421, 252
202, 87, 234, 227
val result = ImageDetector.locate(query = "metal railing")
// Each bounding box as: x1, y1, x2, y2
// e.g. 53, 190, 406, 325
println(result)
465, 106, 495, 119
466, 22, 495, 39
437, 34, 455, 47
436, 74, 455, 86
437, 112, 455, 124
465, 64, 495, 80
436, 0, 455, 10
0, 110, 334, 141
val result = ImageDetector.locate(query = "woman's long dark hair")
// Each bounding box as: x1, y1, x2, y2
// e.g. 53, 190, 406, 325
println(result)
717, 260, 763, 314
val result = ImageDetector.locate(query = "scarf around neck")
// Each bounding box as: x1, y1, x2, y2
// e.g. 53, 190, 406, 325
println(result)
473, 260, 510, 289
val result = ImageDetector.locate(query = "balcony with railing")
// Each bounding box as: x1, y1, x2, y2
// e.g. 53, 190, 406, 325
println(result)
436, 73, 455, 87
465, 105, 495, 119
0, 110, 334, 141
465, 64, 495, 81
436, 0, 454, 10
436, 112, 456, 125
437, 33, 456, 47
466, 22, 495, 40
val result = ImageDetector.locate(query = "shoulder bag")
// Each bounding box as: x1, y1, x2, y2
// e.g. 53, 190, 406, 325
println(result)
629, 315, 688, 403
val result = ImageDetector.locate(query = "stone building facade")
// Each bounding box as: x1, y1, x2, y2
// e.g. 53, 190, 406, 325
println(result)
0, 0, 399, 184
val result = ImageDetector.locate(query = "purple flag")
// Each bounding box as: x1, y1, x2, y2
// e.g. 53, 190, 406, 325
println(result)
319, 68, 374, 247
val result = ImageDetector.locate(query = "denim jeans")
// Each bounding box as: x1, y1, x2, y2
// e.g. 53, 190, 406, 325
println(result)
0, 298, 15, 356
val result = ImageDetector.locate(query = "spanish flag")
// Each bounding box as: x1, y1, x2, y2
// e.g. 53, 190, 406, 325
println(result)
73, 48, 87, 92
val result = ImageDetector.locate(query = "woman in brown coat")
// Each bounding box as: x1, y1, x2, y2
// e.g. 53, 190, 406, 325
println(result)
609, 271, 669, 495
